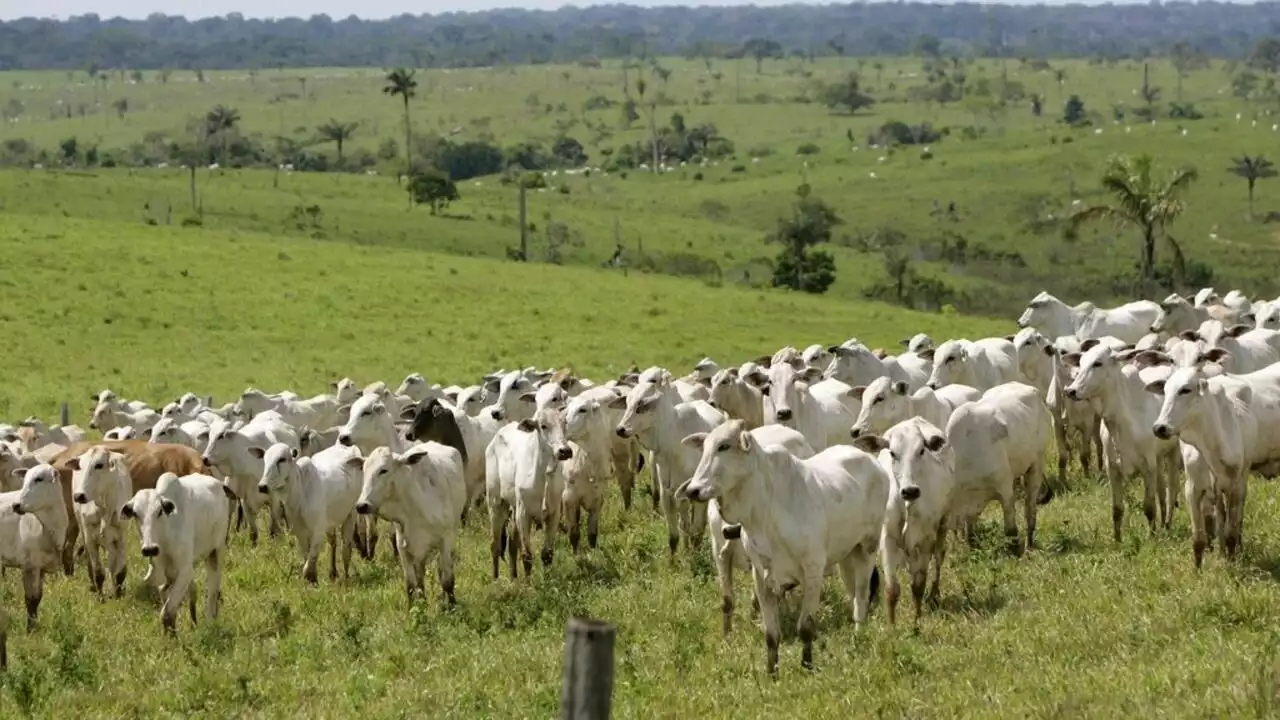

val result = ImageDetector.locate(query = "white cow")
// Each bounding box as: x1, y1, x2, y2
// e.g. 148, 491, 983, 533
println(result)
1178, 321, 1280, 374
1017, 291, 1160, 343
744, 357, 858, 451
14, 418, 86, 453
1152, 293, 1252, 335
484, 408, 573, 577
66, 447, 134, 597
612, 375, 724, 555
563, 386, 644, 512
91, 389, 149, 414
849, 377, 980, 439
121, 472, 236, 632
149, 416, 211, 450
1147, 361, 1280, 567
679, 418, 889, 676
201, 411, 298, 545
707, 367, 766, 429
238, 388, 344, 430
255, 442, 364, 584
1062, 343, 1180, 540
852, 417, 954, 626
899, 333, 935, 353
1008, 328, 1055, 393
923, 338, 1019, 392
4, 465, 69, 629
358, 443, 466, 604
945, 382, 1051, 554
90, 401, 159, 434
825, 342, 929, 392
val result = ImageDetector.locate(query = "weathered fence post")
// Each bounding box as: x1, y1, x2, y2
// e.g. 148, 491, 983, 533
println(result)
59, 402, 69, 427
206, 396, 214, 407
560, 617, 616, 720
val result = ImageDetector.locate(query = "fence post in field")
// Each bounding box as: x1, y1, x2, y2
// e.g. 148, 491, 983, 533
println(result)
59, 402, 69, 427
206, 396, 214, 407
560, 617, 616, 720
519, 184, 529, 261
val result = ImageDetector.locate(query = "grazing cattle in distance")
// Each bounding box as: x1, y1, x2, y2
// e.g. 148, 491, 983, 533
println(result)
1017, 291, 1160, 344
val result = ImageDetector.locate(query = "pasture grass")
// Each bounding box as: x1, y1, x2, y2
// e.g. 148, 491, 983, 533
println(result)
5, 56, 1280, 313
0, 215, 1277, 716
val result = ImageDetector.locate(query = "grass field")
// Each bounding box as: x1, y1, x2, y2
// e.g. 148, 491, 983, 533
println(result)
0, 213, 1279, 717
4, 57, 1280, 315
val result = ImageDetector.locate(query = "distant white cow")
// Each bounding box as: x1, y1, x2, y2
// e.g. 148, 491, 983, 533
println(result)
1017, 291, 1159, 343
922, 338, 1019, 392
849, 377, 980, 439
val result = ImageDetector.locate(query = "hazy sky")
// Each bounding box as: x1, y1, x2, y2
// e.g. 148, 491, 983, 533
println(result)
0, 0, 1155, 22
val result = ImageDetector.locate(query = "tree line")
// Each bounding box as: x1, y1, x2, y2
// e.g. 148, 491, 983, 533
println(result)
4, 3, 1280, 71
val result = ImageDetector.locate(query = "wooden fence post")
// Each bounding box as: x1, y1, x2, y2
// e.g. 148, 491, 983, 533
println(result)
560, 617, 616, 720
59, 402, 69, 427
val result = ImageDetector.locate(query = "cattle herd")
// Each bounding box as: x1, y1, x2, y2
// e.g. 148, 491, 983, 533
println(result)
0, 285, 1277, 675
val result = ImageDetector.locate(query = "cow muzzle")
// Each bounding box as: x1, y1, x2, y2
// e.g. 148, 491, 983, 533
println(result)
355, 501, 372, 515
614, 426, 630, 439
257, 483, 269, 494
775, 408, 793, 422
338, 434, 353, 447
850, 425, 866, 439
88, 422, 98, 430
555, 446, 573, 461
1065, 387, 1081, 401
73, 492, 88, 504
11, 503, 24, 515
900, 486, 921, 501
1153, 423, 1175, 440
141, 545, 160, 558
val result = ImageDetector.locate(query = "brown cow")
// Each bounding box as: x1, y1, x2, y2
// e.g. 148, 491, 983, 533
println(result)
50, 441, 205, 578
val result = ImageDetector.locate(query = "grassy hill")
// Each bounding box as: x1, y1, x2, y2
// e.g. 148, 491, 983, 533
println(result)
0, 214, 1278, 716
5, 57, 1280, 316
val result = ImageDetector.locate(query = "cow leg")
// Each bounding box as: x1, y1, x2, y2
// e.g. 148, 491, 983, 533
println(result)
996, 473, 1022, 556
61, 521, 80, 577
1223, 468, 1247, 560
398, 541, 419, 605
243, 500, 260, 547
340, 515, 356, 581
1023, 457, 1045, 551
367, 517, 380, 561
162, 571, 193, 634
82, 525, 104, 596
1107, 453, 1126, 543
586, 498, 601, 549
657, 466, 680, 558
928, 517, 947, 606
1141, 463, 1159, 535
328, 530, 339, 582
541, 492, 560, 568
1161, 451, 1179, 528
796, 568, 823, 671
1053, 411, 1070, 485
109, 533, 128, 598
752, 566, 781, 678
22, 566, 43, 631
438, 534, 457, 607
488, 500, 510, 580
1185, 467, 1210, 569
515, 497, 535, 577
875, 525, 903, 626
206, 549, 223, 621
566, 497, 582, 555
714, 533, 736, 637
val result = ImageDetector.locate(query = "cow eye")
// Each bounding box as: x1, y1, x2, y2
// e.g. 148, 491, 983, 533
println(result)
361, 410, 372, 417
378, 468, 388, 476
1178, 387, 1192, 396
540, 423, 549, 431
277, 458, 286, 465
889, 451, 898, 461
917, 448, 924, 457
1089, 363, 1100, 370
871, 397, 881, 405
716, 442, 730, 452
94, 462, 105, 470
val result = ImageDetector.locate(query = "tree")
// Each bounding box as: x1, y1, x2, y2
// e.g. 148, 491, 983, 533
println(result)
1247, 37, 1280, 74
168, 140, 206, 213
383, 67, 418, 198
113, 98, 128, 119
1169, 41, 1208, 101
59, 136, 78, 165
1233, 70, 1260, 100
316, 119, 359, 163
204, 104, 240, 164
914, 34, 942, 58
819, 73, 875, 114
770, 185, 841, 294
1228, 155, 1277, 219
1062, 94, 1086, 125
742, 38, 783, 74
408, 170, 459, 215
1071, 154, 1199, 289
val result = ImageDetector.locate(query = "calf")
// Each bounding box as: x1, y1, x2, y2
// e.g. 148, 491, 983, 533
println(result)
4, 465, 69, 629
401, 397, 503, 520
563, 387, 645, 511
121, 473, 236, 633
148, 416, 210, 451
66, 447, 134, 596
945, 382, 1051, 554
1063, 344, 1180, 540
680, 419, 888, 676
358, 443, 466, 604
201, 412, 298, 545
485, 408, 574, 577
14, 418, 86, 453
1147, 361, 1280, 566
255, 442, 364, 584
923, 338, 1019, 392
849, 377, 979, 439
853, 417, 954, 626
707, 367, 766, 429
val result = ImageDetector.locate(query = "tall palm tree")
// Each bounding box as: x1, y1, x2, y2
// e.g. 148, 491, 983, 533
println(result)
204, 104, 240, 164
1228, 155, 1277, 219
317, 119, 359, 163
1071, 154, 1198, 289
382, 67, 418, 194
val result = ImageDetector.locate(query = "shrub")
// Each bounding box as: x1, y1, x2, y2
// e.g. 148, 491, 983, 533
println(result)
796, 142, 821, 155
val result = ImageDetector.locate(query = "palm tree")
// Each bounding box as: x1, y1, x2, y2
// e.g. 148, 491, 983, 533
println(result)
382, 67, 418, 195
1228, 155, 1278, 219
204, 104, 240, 164
317, 119, 359, 163
1071, 154, 1199, 290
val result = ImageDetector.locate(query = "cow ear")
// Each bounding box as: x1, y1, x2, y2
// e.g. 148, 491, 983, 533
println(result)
607, 396, 627, 411
518, 392, 538, 404
916, 348, 936, 361
1003, 335, 1015, 342
65, 457, 81, 471
160, 499, 176, 515
848, 386, 867, 400
221, 483, 238, 501
1133, 350, 1172, 369
398, 405, 417, 422
1144, 380, 1167, 396
120, 502, 135, 518
1226, 323, 1252, 338
1062, 352, 1082, 368
247, 446, 267, 460
737, 430, 753, 452
753, 354, 772, 368
290, 447, 299, 459
345, 455, 363, 469
1202, 348, 1231, 364
852, 435, 888, 453
335, 404, 352, 417
799, 367, 823, 383
516, 418, 537, 433
898, 338, 911, 347
402, 446, 431, 465
681, 432, 707, 449
925, 434, 947, 452
1179, 330, 1201, 342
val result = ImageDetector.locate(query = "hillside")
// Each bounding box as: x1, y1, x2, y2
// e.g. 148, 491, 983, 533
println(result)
1, 214, 1279, 717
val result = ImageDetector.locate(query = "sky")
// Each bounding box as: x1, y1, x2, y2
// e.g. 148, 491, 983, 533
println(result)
0, 0, 1171, 22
